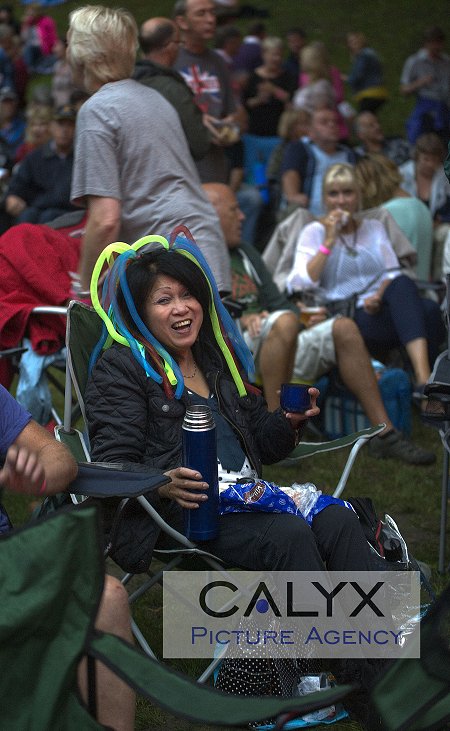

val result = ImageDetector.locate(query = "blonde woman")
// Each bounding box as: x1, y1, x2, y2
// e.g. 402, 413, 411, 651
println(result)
286, 163, 444, 398
293, 41, 350, 139
355, 153, 433, 280
292, 41, 351, 140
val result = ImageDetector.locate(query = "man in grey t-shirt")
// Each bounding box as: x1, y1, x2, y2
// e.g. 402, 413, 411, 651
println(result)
68, 5, 231, 294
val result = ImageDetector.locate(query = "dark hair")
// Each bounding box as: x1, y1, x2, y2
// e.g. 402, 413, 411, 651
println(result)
117, 249, 214, 348
139, 20, 175, 54
69, 89, 90, 107
286, 26, 306, 39
414, 132, 446, 160
214, 25, 241, 49
423, 26, 445, 44
247, 21, 266, 37
172, 0, 187, 18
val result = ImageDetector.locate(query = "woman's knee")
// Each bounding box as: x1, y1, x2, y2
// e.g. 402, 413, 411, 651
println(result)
261, 514, 324, 571
313, 504, 361, 538
384, 274, 419, 302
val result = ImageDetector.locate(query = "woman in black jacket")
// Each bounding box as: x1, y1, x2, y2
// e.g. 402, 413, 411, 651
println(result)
85, 237, 375, 575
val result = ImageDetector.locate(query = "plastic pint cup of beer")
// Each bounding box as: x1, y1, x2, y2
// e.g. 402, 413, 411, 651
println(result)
299, 306, 322, 327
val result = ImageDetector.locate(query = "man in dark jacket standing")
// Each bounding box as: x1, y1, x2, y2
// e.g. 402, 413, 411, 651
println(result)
133, 17, 210, 161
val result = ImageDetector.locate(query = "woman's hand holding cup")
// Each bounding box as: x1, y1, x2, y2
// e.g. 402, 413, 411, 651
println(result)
322, 209, 349, 243
280, 384, 320, 428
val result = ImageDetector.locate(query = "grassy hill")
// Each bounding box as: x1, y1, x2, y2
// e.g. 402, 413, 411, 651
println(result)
37, 0, 450, 136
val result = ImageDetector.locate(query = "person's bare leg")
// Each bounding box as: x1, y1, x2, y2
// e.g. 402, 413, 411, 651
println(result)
404, 337, 431, 385
333, 317, 435, 464
78, 575, 135, 731
332, 317, 393, 432
259, 312, 299, 411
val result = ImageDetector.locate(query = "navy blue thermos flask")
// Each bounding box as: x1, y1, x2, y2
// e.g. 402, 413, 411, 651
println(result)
182, 404, 219, 541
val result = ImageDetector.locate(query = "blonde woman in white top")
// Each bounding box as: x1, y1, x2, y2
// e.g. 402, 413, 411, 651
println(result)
286, 163, 444, 398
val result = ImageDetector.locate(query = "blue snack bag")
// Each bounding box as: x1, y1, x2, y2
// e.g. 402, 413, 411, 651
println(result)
219, 480, 354, 524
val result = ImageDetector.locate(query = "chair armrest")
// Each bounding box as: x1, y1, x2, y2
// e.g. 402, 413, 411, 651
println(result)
69, 462, 170, 499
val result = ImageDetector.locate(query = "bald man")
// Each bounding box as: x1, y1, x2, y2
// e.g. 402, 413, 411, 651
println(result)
133, 16, 210, 161
203, 183, 436, 465
204, 182, 300, 411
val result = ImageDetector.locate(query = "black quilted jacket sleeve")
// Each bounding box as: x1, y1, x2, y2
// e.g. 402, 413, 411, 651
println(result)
85, 345, 159, 467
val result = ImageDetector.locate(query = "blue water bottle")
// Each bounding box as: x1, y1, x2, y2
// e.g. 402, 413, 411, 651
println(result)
182, 404, 219, 541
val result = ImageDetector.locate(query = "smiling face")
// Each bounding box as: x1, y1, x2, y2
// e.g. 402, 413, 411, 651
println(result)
144, 274, 204, 356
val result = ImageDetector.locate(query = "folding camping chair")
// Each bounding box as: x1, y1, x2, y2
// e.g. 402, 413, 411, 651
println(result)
0, 505, 355, 730
0, 304, 75, 427
423, 274, 450, 574
54, 301, 237, 681
56, 301, 383, 678
2, 506, 449, 731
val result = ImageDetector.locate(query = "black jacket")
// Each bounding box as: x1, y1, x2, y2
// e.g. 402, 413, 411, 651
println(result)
133, 59, 211, 161
85, 344, 300, 572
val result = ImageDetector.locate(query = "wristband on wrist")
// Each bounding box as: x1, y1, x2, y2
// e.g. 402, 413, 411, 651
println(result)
319, 244, 331, 256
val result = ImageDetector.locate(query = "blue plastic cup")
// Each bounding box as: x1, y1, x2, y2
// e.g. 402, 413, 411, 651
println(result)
280, 383, 311, 413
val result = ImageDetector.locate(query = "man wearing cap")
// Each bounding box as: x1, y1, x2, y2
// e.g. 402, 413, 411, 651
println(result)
5, 104, 78, 224
0, 86, 24, 158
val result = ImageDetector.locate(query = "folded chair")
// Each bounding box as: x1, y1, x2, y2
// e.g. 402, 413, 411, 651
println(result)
2, 506, 449, 731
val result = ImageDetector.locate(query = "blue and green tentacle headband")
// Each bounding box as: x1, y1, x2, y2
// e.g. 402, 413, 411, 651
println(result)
89, 232, 255, 399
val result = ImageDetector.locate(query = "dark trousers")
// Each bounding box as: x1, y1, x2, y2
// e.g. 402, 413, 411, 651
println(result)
160, 503, 376, 572
354, 275, 445, 367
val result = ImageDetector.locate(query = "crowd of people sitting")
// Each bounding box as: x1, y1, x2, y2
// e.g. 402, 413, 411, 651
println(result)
0, 2, 449, 728
0, 0, 448, 451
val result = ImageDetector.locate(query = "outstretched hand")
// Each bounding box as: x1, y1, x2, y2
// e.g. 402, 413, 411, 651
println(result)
0, 445, 46, 495
160, 466, 209, 509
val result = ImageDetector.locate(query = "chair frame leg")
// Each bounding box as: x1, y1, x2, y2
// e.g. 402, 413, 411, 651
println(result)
439, 446, 449, 574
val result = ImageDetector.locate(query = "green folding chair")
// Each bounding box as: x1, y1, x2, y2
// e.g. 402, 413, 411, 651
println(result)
0, 505, 355, 730
2, 506, 449, 730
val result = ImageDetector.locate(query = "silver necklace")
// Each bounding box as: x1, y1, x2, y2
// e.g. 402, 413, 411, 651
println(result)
339, 227, 358, 257
181, 363, 198, 379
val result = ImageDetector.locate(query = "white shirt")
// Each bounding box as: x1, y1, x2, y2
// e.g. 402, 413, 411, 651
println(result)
286, 218, 401, 308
